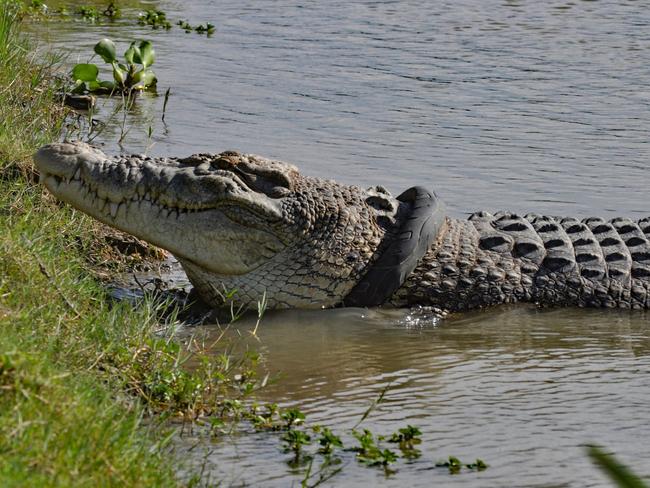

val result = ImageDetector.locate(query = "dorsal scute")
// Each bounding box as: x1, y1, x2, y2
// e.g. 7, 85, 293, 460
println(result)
469, 212, 650, 285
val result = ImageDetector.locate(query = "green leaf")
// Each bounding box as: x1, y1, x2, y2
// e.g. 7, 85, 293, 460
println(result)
140, 70, 157, 87
87, 80, 101, 92
137, 41, 155, 69
71, 63, 98, 82
125, 41, 143, 66
94, 38, 117, 63
124, 43, 136, 64
112, 64, 126, 87
99, 80, 116, 93
131, 69, 157, 90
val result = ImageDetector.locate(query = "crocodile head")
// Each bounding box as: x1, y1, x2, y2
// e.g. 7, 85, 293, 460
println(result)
34, 142, 403, 309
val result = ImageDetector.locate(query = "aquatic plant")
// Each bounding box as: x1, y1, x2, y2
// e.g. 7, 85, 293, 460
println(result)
71, 38, 157, 94
3, 0, 47, 19
352, 428, 398, 469
315, 427, 343, 455
75, 5, 100, 22
435, 456, 488, 474
177, 19, 215, 35
138, 9, 171, 30
74, 3, 120, 22
282, 430, 312, 457
388, 424, 422, 459
24, 0, 46, 15
194, 22, 215, 35
103, 1, 120, 19
177, 19, 192, 32
53, 5, 69, 16
281, 407, 306, 429
252, 391, 487, 480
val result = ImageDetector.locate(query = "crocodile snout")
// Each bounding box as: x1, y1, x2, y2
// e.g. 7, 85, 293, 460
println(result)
34, 142, 104, 180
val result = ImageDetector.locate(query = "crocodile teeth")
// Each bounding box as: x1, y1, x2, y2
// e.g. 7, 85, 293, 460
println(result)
109, 202, 119, 218
73, 167, 81, 180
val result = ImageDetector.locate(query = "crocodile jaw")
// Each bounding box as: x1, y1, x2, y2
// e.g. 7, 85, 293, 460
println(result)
34, 143, 285, 275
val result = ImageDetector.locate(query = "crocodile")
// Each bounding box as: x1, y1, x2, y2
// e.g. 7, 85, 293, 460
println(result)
34, 142, 650, 311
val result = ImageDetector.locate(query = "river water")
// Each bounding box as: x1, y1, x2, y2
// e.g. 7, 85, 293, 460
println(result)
34, 0, 650, 486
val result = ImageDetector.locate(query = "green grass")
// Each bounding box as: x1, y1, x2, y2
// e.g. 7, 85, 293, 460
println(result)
0, 2, 175, 483
0, 2, 255, 485
0, 2, 62, 173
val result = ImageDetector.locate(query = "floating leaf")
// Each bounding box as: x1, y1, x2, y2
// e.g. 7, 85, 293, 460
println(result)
94, 38, 117, 63
71, 63, 98, 82
99, 80, 116, 93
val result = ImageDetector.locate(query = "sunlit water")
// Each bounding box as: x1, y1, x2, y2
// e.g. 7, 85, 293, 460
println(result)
31, 0, 650, 486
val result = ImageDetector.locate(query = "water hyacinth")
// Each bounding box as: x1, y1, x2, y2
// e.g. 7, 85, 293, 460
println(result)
71, 38, 157, 94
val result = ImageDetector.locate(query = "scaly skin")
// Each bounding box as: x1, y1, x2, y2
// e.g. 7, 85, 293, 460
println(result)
34, 142, 650, 311
392, 215, 650, 310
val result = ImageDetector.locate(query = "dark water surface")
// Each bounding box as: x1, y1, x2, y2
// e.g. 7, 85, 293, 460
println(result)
34, 0, 650, 486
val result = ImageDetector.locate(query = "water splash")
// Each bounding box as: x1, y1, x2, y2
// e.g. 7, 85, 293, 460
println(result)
395, 306, 444, 329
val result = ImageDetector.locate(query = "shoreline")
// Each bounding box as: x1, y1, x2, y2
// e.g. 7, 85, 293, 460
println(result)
0, 4, 234, 484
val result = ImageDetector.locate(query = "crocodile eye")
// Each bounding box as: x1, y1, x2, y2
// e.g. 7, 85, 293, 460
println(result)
269, 187, 291, 198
